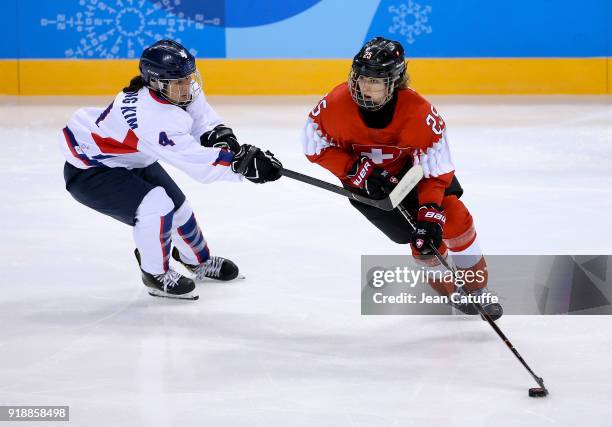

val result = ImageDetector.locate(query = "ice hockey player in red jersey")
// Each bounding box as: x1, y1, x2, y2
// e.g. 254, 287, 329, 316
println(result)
302, 37, 502, 319
60, 40, 282, 300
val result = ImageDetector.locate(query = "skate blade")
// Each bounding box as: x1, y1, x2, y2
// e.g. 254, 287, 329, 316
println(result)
147, 289, 199, 300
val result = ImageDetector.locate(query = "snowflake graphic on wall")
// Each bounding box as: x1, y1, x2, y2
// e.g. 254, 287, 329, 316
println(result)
388, 1, 432, 45
40, 0, 221, 58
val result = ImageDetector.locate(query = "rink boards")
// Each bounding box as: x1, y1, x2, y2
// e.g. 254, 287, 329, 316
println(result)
0, 57, 610, 95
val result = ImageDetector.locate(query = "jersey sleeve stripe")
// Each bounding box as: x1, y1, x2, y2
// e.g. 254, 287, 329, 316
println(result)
302, 117, 331, 156
63, 127, 105, 167
412, 132, 455, 178
212, 149, 234, 166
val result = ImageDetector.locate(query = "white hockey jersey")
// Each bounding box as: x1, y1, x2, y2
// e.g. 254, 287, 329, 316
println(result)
59, 87, 241, 184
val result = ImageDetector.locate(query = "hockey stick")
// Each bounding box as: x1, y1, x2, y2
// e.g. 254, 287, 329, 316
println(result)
395, 204, 549, 396
281, 165, 423, 211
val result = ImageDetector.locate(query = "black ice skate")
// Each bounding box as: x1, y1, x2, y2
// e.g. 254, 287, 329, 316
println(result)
171, 247, 241, 281
134, 249, 198, 300
451, 287, 503, 321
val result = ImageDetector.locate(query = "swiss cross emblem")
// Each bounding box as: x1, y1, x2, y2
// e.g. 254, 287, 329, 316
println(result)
352, 145, 403, 166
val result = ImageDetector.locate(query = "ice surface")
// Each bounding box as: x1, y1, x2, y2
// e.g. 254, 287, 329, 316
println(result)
0, 95, 611, 426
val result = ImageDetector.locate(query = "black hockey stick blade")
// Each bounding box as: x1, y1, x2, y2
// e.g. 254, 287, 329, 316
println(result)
281, 165, 423, 211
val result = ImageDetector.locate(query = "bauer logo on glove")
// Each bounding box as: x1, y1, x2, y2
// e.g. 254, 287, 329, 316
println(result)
424, 211, 446, 223
347, 156, 398, 199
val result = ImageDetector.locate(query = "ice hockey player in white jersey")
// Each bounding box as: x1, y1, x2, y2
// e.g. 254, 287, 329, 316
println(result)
60, 39, 282, 300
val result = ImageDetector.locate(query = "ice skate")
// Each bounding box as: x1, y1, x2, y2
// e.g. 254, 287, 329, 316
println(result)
172, 247, 241, 281
451, 287, 503, 321
135, 249, 198, 300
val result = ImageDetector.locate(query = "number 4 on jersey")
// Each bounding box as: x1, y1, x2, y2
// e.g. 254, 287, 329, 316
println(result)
158, 132, 175, 146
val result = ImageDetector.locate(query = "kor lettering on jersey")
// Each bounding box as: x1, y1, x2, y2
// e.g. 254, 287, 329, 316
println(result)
121, 92, 139, 129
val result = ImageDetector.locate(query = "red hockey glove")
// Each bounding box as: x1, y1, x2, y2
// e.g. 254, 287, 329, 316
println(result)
347, 157, 398, 199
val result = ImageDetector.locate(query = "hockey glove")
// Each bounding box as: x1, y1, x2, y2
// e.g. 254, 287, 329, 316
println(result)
231, 144, 282, 184
200, 124, 241, 152
347, 156, 398, 199
412, 204, 446, 254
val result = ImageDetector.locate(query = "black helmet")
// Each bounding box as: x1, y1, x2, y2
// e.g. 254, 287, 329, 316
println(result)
139, 39, 202, 106
348, 37, 406, 110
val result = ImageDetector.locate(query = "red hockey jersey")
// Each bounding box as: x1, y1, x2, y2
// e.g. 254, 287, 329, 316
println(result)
302, 83, 455, 206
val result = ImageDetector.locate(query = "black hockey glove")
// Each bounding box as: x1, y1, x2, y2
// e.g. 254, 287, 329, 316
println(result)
200, 124, 241, 152
347, 156, 398, 199
412, 204, 446, 254
231, 144, 282, 184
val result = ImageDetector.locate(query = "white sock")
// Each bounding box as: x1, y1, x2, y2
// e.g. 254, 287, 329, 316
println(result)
133, 187, 175, 275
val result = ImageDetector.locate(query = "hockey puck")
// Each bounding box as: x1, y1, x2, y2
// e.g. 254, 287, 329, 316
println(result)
528, 387, 548, 397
